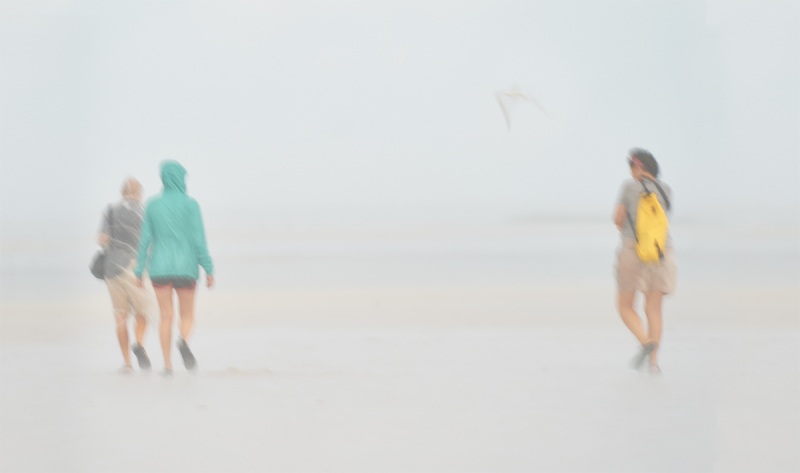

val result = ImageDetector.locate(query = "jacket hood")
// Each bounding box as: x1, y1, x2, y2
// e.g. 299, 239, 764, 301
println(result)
160, 160, 187, 193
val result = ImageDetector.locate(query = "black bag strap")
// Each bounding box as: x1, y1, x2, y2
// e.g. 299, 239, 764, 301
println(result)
104, 205, 114, 243
625, 209, 638, 243
640, 177, 671, 211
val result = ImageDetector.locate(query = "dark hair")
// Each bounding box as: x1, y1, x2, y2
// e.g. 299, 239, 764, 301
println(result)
628, 148, 659, 177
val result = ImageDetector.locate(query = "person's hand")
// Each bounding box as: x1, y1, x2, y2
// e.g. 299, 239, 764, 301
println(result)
206, 275, 215, 288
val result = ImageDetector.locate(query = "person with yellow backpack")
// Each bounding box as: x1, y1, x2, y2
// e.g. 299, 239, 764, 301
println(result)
613, 148, 676, 374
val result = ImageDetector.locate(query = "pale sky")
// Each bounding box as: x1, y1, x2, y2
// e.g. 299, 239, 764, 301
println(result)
1, 0, 798, 231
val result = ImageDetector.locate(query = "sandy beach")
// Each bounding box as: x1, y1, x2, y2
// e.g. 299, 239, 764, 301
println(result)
1, 221, 798, 472
2, 0, 799, 470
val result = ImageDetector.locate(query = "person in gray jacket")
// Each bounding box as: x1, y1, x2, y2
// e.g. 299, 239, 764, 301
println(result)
98, 178, 152, 372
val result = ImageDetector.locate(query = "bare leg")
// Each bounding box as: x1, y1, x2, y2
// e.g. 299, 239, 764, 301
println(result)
176, 286, 196, 341
133, 313, 147, 346
154, 286, 175, 370
644, 291, 664, 366
115, 312, 131, 367
617, 291, 650, 345
175, 286, 198, 369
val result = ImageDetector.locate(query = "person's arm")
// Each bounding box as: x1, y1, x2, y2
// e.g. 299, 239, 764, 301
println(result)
191, 200, 214, 287
613, 204, 626, 231
614, 181, 632, 232
134, 207, 152, 280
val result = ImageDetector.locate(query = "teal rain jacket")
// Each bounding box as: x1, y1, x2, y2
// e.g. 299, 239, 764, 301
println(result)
135, 161, 214, 280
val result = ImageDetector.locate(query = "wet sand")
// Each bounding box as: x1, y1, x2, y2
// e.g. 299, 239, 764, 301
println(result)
1, 222, 798, 472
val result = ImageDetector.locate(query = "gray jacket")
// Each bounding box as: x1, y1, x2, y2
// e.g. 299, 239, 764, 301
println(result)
99, 200, 144, 279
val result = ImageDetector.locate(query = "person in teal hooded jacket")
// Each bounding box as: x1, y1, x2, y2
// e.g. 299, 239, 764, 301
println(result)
135, 160, 214, 374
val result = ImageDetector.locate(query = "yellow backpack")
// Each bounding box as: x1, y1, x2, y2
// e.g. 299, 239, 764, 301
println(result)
627, 178, 671, 263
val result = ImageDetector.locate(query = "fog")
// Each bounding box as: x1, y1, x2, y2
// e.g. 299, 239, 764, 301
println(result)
2, 4, 799, 471
1, 0, 798, 232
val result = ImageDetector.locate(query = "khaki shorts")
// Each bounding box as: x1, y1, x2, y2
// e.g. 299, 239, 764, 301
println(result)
615, 240, 676, 294
107, 268, 150, 317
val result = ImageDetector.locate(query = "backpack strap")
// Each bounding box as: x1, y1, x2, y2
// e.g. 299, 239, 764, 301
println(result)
640, 177, 671, 211
625, 210, 638, 243
105, 205, 114, 240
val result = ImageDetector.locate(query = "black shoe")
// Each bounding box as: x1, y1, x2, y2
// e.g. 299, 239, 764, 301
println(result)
177, 338, 197, 370
631, 342, 657, 370
132, 343, 151, 369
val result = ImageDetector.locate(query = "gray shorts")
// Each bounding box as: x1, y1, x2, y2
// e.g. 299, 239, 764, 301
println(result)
615, 240, 676, 294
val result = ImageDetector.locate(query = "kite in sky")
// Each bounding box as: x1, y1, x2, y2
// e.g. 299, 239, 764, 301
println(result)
495, 85, 549, 130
